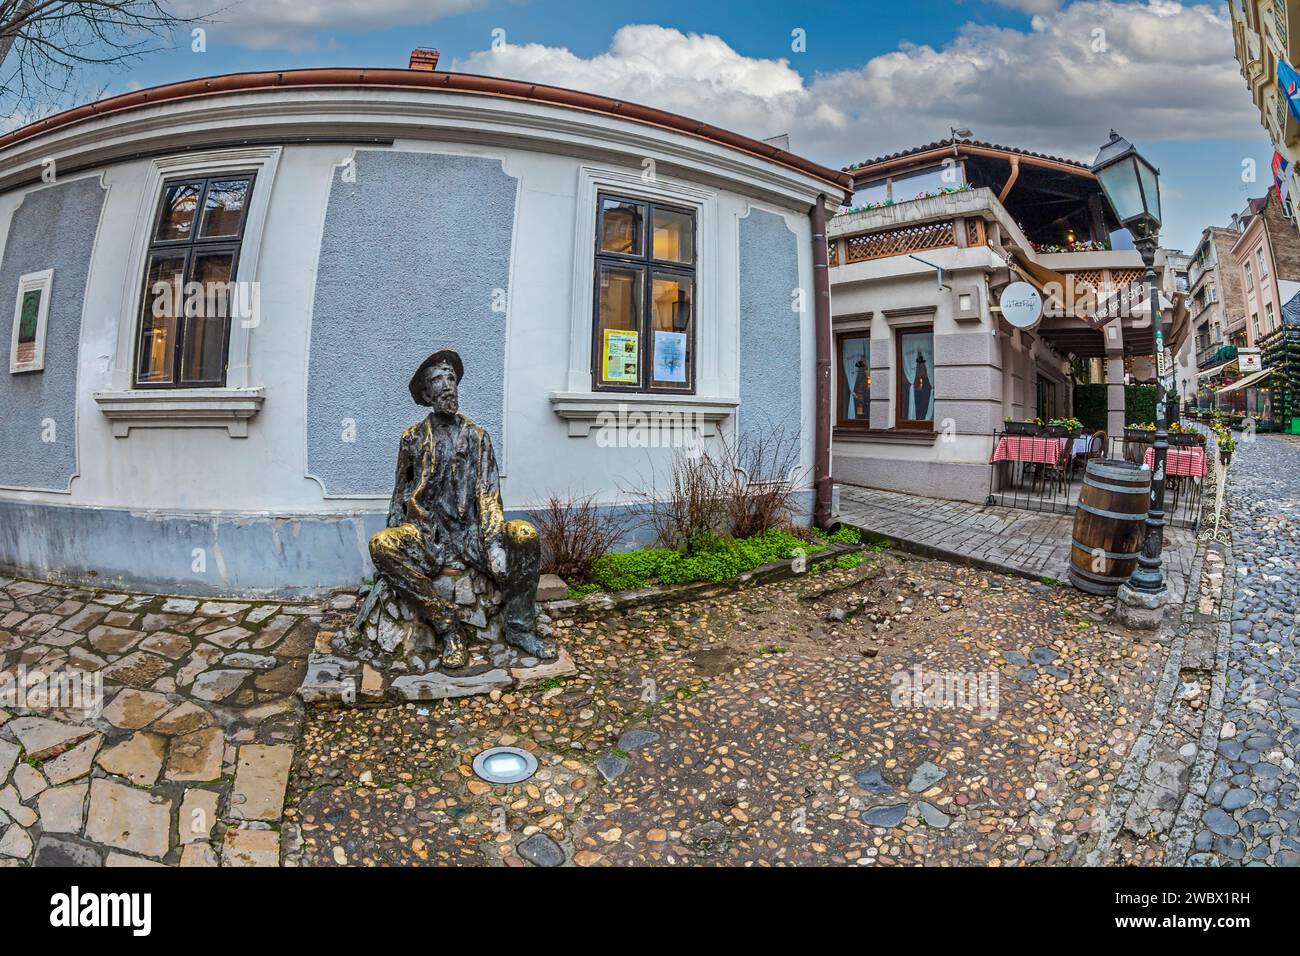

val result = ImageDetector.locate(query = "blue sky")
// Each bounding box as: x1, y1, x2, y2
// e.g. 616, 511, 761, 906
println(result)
11, 0, 1275, 252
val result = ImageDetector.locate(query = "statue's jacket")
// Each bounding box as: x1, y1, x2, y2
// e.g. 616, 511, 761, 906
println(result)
385, 413, 506, 578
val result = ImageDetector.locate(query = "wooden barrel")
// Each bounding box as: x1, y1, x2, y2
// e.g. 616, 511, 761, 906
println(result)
1068, 459, 1151, 595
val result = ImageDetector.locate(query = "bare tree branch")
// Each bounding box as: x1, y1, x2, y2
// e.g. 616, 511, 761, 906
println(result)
0, 1, 214, 125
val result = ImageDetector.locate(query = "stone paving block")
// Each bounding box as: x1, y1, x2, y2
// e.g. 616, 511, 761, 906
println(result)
102, 651, 172, 689
105, 852, 167, 867
222, 827, 280, 867
87, 624, 143, 654
95, 732, 166, 787
32, 835, 102, 867
229, 744, 293, 821
84, 778, 172, 859
37, 782, 88, 834
165, 727, 225, 782
102, 688, 173, 730
179, 788, 221, 844
180, 842, 220, 867
13, 762, 48, 800
7, 716, 94, 761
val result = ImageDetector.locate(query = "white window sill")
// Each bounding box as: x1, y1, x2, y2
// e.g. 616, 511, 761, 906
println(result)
549, 391, 737, 437
93, 387, 266, 438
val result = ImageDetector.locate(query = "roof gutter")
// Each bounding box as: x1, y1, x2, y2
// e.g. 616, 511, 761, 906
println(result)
0, 68, 854, 197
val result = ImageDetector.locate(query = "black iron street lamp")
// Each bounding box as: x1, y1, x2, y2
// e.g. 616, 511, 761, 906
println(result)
1090, 131, 1169, 613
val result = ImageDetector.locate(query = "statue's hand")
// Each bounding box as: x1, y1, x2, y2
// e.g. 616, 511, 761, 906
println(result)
488, 542, 508, 581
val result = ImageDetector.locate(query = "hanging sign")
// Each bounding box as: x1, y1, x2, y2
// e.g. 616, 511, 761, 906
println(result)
1239, 348, 1262, 373
998, 281, 1042, 330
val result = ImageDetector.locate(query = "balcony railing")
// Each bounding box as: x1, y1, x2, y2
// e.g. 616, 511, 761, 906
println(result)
843, 219, 956, 263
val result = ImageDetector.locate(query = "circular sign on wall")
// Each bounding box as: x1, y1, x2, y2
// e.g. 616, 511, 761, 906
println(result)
999, 281, 1043, 330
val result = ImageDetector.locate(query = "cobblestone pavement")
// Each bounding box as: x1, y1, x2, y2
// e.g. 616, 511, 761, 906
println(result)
1190, 435, 1300, 867
289, 551, 1169, 866
0, 578, 330, 866
836, 485, 1197, 608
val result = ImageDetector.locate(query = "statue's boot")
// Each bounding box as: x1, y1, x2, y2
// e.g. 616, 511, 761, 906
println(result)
505, 627, 557, 660
440, 629, 470, 669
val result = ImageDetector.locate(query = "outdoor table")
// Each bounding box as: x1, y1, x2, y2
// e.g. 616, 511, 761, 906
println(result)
990, 434, 1068, 465
1143, 445, 1207, 478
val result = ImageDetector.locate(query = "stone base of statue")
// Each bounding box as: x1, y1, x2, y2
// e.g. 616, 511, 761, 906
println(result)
297, 578, 574, 707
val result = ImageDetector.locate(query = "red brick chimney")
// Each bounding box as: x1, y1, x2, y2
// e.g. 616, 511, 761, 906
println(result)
409, 48, 440, 71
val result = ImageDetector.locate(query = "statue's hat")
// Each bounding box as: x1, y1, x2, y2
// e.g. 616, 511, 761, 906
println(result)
409, 349, 465, 405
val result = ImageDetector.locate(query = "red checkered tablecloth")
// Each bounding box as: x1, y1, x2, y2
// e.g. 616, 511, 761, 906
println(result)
990, 435, 1067, 465
1143, 445, 1207, 478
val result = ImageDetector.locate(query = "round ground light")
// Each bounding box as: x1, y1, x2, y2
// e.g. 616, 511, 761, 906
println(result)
472, 746, 538, 784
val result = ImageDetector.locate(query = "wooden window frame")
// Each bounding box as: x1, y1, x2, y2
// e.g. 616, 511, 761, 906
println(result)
835, 329, 872, 428
894, 325, 936, 431
590, 192, 697, 394
132, 172, 256, 388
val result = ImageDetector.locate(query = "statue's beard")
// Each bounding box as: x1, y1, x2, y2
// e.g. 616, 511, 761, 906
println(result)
432, 392, 458, 417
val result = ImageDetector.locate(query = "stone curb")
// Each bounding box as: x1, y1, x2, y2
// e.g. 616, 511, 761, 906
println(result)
1083, 432, 1234, 867
1164, 533, 1235, 865
539, 542, 859, 620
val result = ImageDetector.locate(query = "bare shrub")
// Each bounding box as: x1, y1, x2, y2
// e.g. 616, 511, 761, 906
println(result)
628, 447, 728, 551
628, 422, 807, 549
531, 492, 626, 581
719, 424, 805, 539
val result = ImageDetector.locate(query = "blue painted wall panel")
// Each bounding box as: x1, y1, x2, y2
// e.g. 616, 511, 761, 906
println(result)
0, 177, 106, 490
306, 151, 516, 496
738, 208, 802, 478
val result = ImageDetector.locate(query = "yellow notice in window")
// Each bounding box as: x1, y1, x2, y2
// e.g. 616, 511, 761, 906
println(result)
603, 329, 639, 383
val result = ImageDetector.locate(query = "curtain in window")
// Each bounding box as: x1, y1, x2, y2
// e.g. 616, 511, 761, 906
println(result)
900, 332, 935, 421
840, 336, 870, 420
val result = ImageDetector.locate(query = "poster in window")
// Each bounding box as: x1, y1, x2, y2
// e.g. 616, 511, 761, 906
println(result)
16, 291, 40, 365
10, 269, 52, 374
652, 330, 687, 383
603, 329, 639, 383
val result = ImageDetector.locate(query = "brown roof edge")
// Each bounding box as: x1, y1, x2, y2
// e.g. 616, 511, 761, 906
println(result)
848, 141, 1095, 183
0, 67, 853, 197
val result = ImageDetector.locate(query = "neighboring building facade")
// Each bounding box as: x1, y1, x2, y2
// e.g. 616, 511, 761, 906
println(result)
0, 56, 851, 596
1231, 0, 1300, 229
1231, 191, 1300, 348
1190, 227, 1247, 361
827, 140, 1187, 503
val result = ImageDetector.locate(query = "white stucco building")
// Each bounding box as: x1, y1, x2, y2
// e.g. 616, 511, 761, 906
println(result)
0, 53, 851, 596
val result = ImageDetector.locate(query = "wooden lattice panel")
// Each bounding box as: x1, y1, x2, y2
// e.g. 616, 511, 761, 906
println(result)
845, 220, 956, 263
828, 240, 839, 266
965, 218, 986, 247
1111, 268, 1144, 288
1069, 269, 1105, 293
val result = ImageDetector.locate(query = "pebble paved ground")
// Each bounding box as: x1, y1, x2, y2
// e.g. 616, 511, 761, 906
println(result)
289, 551, 1167, 866
0, 580, 330, 866
1192, 434, 1300, 867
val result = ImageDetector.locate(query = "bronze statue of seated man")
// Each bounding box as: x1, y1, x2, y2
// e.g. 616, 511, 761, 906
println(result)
367, 349, 556, 670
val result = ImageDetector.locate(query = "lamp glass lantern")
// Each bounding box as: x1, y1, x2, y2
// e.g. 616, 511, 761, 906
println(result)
1090, 130, 1162, 240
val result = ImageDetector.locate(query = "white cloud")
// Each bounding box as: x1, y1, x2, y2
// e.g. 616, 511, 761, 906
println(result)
453, 2, 1259, 168
176, 0, 489, 51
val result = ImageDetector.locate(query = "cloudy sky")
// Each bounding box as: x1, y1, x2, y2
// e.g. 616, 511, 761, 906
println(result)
13, 0, 1273, 251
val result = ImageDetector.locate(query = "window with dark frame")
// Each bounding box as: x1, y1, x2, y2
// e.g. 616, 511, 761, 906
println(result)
895, 327, 936, 430
835, 330, 871, 427
134, 173, 255, 387
592, 193, 696, 393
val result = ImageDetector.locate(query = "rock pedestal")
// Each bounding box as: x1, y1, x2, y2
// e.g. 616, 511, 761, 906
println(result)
297, 578, 573, 707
